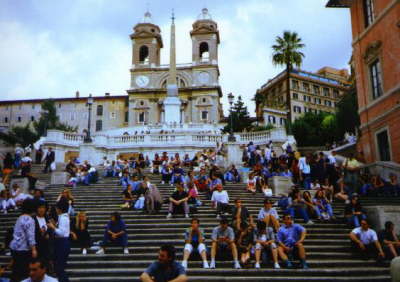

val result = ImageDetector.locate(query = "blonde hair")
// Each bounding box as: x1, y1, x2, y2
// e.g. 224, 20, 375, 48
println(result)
63, 189, 74, 201
75, 211, 87, 230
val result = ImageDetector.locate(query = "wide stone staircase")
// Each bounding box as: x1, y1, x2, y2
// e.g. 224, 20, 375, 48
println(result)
0, 171, 394, 281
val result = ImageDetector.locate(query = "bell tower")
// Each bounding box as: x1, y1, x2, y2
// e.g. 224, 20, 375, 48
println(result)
130, 12, 163, 68
190, 8, 220, 65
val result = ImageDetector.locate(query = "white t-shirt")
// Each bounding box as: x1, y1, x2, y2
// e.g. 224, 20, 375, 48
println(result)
37, 216, 47, 231
351, 227, 378, 244
211, 190, 229, 204
328, 155, 336, 165
21, 274, 59, 282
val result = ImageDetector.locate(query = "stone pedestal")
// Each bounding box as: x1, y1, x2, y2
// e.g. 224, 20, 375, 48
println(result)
79, 143, 101, 165
226, 142, 242, 167
268, 176, 293, 196
164, 95, 181, 124
364, 205, 400, 234
51, 172, 69, 185
391, 257, 400, 282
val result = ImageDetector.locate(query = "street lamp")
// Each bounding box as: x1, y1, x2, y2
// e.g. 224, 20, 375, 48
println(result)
84, 94, 94, 143
227, 92, 236, 142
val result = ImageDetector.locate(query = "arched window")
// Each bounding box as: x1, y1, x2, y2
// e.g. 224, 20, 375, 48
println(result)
161, 77, 186, 88
199, 42, 209, 62
97, 105, 103, 116
139, 45, 149, 63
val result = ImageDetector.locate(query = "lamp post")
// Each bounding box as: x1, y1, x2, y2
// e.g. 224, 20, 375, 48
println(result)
227, 92, 236, 142
84, 94, 94, 143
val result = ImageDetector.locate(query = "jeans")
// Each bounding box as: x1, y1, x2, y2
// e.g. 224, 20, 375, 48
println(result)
315, 204, 334, 218
168, 202, 189, 215
54, 238, 70, 282
11, 250, 31, 282
302, 173, 311, 190
288, 206, 310, 223
347, 214, 367, 227
102, 232, 128, 247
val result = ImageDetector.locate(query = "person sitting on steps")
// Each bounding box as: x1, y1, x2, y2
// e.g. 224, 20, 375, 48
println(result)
181, 218, 209, 270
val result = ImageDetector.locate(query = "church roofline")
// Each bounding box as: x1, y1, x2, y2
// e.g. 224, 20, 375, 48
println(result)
127, 86, 222, 97
0, 95, 127, 105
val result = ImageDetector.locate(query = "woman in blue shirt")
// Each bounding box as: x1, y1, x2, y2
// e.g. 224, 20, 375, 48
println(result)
96, 212, 129, 255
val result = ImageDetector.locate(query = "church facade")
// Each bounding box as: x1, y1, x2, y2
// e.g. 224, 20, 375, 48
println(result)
0, 9, 223, 134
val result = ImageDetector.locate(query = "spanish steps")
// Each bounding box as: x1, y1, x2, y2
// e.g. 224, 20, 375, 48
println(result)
0, 164, 394, 281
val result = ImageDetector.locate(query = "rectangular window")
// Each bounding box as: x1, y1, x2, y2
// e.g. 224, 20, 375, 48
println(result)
313, 85, 320, 95
333, 89, 339, 98
370, 59, 383, 100
124, 111, 129, 123
318, 98, 321, 104
4, 117, 8, 123
18, 105, 22, 110
376, 129, 391, 161
31, 116, 35, 121
292, 80, 299, 90
17, 116, 21, 122
303, 95, 307, 102
110, 112, 116, 119
293, 106, 302, 113
293, 93, 298, 100
303, 83, 310, 92
323, 88, 330, 97
138, 112, 145, 122
95, 120, 102, 131
32, 105, 35, 109
201, 111, 208, 121
363, 0, 375, 28
97, 105, 103, 116
70, 112, 75, 121
59, 103, 62, 108
280, 118, 285, 125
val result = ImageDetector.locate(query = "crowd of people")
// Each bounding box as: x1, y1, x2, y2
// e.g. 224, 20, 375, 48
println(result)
0, 141, 399, 282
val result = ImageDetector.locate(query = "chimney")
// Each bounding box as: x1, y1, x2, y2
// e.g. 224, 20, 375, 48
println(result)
75, 91, 80, 98
105, 92, 110, 97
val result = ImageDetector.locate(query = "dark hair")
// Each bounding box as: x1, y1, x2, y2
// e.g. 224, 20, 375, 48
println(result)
111, 211, 122, 222
29, 258, 47, 269
263, 198, 272, 205
21, 199, 35, 214
220, 217, 229, 225
56, 199, 69, 213
385, 221, 394, 230
283, 214, 292, 220
191, 218, 200, 224
235, 198, 242, 203
256, 220, 266, 232
160, 244, 176, 261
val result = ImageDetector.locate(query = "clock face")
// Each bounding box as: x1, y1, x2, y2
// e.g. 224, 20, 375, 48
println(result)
135, 75, 149, 88
198, 72, 210, 85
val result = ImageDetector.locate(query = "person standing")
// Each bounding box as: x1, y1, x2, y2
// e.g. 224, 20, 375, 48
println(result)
47, 201, 70, 282
9, 199, 37, 282
140, 245, 187, 282
43, 148, 55, 174
35, 146, 44, 165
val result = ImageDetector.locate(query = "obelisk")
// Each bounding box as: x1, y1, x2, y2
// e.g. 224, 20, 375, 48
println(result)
163, 11, 182, 124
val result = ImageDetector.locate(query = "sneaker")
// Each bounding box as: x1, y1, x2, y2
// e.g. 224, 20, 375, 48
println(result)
255, 262, 260, 269
123, 248, 129, 254
166, 213, 172, 219
210, 260, 216, 269
5, 251, 11, 256
96, 248, 104, 255
185, 214, 189, 218
203, 261, 210, 269
181, 260, 188, 270
161, 181, 165, 184
305, 220, 314, 225
274, 262, 280, 269
216, 214, 221, 219
234, 261, 241, 269
82, 248, 87, 255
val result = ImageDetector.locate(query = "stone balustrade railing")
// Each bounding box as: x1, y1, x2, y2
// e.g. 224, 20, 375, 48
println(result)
45, 128, 288, 148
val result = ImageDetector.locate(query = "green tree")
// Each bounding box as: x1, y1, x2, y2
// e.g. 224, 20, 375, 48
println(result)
223, 95, 253, 133
271, 31, 305, 131
0, 99, 77, 147
335, 87, 360, 138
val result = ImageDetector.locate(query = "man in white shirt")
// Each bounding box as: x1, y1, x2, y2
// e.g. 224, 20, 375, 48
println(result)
211, 184, 230, 219
298, 154, 311, 189
47, 201, 70, 282
328, 151, 337, 166
349, 219, 385, 262
22, 258, 58, 282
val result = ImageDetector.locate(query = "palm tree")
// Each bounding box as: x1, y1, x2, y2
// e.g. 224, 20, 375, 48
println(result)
272, 31, 305, 131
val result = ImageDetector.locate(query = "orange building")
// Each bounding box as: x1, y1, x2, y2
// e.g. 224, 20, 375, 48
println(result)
326, 0, 400, 163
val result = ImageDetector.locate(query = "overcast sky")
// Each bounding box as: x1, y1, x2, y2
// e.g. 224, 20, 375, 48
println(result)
0, 0, 352, 115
